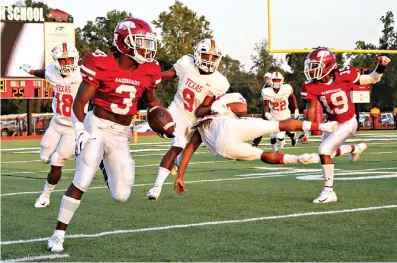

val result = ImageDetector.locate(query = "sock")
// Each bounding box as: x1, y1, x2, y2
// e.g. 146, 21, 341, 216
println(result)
154, 167, 171, 187
322, 164, 334, 191
280, 154, 298, 164
272, 143, 278, 152
58, 196, 81, 224
41, 181, 56, 199
53, 229, 66, 238
335, 145, 355, 157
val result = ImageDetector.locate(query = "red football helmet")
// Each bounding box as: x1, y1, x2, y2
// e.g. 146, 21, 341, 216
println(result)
113, 18, 157, 64
304, 48, 337, 81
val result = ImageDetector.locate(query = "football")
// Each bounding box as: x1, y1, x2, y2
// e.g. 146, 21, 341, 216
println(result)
227, 102, 247, 117
147, 106, 175, 137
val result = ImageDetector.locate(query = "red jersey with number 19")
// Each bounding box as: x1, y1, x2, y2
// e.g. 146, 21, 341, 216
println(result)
80, 51, 161, 116
301, 66, 360, 123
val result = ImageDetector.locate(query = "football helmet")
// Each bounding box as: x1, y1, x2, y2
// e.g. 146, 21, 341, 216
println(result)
51, 43, 79, 75
113, 18, 157, 64
194, 39, 222, 73
271, 72, 284, 89
304, 48, 337, 81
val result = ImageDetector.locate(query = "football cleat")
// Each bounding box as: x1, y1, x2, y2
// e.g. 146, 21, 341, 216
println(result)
47, 233, 64, 252
147, 185, 162, 200
313, 190, 337, 204
34, 196, 50, 208
298, 153, 320, 164
298, 133, 309, 144
349, 143, 367, 162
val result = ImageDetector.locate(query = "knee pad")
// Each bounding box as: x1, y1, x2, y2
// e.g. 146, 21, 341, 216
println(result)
40, 154, 50, 164
50, 152, 66, 167
318, 143, 333, 156
270, 138, 277, 144
111, 189, 131, 203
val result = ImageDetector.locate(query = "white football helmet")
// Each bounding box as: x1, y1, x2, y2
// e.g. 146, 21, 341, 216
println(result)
51, 42, 79, 75
194, 38, 222, 73
271, 72, 284, 89
264, 72, 272, 79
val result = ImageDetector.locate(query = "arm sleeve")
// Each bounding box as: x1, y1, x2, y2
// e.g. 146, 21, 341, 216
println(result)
80, 54, 101, 88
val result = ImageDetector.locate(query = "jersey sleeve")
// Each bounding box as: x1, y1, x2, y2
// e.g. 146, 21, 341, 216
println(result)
338, 66, 360, 83
44, 64, 58, 84
261, 88, 273, 101
301, 83, 316, 100
80, 53, 101, 88
173, 55, 194, 77
285, 84, 293, 95
211, 74, 230, 98
145, 60, 162, 91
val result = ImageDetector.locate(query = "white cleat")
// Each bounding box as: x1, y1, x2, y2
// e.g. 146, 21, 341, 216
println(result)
349, 143, 367, 162
47, 233, 64, 252
298, 153, 320, 164
147, 185, 162, 200
34, 196, 50, 208
170, 164, 179, 176
313, 190, 337, 204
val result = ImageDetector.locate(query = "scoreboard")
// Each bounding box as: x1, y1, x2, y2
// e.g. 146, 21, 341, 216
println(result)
0, 79, 53, 99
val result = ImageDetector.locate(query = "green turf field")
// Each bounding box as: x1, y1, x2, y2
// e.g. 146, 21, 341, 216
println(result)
1, 130, 397, 262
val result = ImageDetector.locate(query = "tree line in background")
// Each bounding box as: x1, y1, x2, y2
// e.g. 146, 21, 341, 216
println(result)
2, 0, 396, 115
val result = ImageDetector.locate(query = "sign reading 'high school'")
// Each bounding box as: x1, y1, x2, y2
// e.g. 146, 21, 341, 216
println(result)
0, 6, 45, 22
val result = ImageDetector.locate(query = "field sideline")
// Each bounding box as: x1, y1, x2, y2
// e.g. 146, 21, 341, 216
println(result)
1, 130, 397, 262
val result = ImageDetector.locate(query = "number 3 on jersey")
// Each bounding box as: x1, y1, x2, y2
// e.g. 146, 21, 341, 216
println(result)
183, 88, 195, 112
55, 93, 73, 117
319, 90, 348, 115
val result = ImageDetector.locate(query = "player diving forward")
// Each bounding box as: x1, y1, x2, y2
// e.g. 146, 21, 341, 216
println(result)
47, 18, 166, 252
147, 38, 230, 200
302, 48, 391, 203
261, 72, 299, 152
173, 92, 339, 194
20, 43, 86, 208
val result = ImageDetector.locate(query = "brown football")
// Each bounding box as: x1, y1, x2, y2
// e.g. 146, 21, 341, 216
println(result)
147, 106, 175, 137
227, 102, 247, 117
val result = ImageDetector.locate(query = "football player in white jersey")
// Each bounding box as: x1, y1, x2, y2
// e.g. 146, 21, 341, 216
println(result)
261, 72, 299, 152
20, 43, 83, 208
252, 72, 272, 147
147, 38, 230, 200
173, 92, 339, 194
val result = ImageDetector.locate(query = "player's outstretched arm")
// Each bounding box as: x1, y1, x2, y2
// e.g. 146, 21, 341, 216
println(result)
195, 95, 216, 118
20, 64, 45, 78
358, 56, 391, 85
289, 93, 299, 118
72, 81, 98, 155
161, 67, 177, 82
142, 89, 162, 108
174, 130, 202, 195
263, 100, 271, 120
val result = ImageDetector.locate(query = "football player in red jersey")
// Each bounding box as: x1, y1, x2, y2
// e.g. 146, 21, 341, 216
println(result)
47, 18, 165, 252
301, 48, 391, 204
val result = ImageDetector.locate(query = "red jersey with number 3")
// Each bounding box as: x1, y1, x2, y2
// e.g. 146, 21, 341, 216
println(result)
301, 66, 359, 123
80, 51, 161, 116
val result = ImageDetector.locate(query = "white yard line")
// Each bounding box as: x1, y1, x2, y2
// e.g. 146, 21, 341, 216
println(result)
1, 205, 396, 246
1, 254, 70, 262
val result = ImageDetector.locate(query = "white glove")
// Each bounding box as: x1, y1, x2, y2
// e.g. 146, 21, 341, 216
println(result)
294, 109, 299, 119
319, 121, 339, 133
20, 64, 34, 74
264, 112, 272, 120
211, 100, 231, 115
377, 56, 391, 66
75, 129, 96, 156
